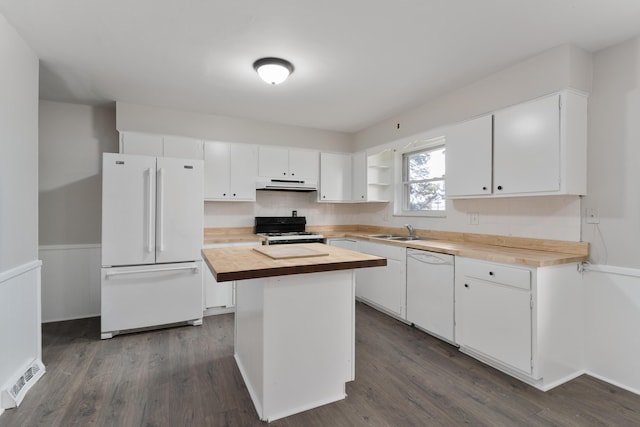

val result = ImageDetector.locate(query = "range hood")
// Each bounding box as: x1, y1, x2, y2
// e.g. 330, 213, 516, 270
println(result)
256, 177, 317, 192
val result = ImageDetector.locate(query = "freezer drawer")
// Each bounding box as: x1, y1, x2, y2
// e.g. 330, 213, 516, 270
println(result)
101, 262, 203, 338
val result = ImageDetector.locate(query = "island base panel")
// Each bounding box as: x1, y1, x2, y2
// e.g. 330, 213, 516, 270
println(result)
234, 270, 355, 422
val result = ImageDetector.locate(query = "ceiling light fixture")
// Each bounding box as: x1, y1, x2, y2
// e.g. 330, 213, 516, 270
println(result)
253, 57, 294, 85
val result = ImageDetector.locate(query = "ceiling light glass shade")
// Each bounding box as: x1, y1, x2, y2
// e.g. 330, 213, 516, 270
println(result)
253, 57, 294, 85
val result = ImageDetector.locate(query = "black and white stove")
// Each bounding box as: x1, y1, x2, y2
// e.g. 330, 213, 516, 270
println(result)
255, 216, 325, 245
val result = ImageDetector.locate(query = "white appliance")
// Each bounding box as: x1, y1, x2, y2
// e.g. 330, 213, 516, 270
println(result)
255, 176, 318, 192
100, 153, 204, 339
406, 248, 455, 343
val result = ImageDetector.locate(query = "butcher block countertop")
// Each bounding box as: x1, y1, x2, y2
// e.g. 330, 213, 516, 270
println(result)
203, 225, 589, 268
202, 243, 387, 282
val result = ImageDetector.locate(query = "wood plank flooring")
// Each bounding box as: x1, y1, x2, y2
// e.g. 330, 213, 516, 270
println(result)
2, 302, 640, 426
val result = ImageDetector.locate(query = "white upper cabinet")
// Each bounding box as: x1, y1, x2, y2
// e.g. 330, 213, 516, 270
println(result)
120, 132, 204, 160
366, 149, 393, 202
162, 135, 204, 160
445, 114, 493, 197
204, 141, 257, 201
289, 149, 319, 180
493, 93, 561, 195
351, 151, 367, 201
258, 146, 319, 182
446, 90, 587, 199
258, 146, 289, 177
120, 132, 164, 157
319, 152, 352, 202
349, 150, 392, 202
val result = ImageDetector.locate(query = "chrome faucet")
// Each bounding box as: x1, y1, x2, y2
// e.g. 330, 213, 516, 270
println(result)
405, 224, 415, 237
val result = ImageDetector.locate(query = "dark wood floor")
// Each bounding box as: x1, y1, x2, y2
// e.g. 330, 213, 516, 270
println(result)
2, 302, 640, 426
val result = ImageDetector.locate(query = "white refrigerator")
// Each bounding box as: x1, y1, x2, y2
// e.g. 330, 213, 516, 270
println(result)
100, 153, 204, 339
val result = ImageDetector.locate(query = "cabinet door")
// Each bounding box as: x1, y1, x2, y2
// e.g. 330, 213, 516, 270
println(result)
203, 242, 260, 309
229, 144, 257, 200
204, 263, 233, 308
493, 94, 560, 195
456, 276, 532, 374
320, 152, 352, 201
289, 149, 319, 180
258, 146, 289, 177
204, 141, 230, 200
163, 136, 203, 160
120, 132, 163, 157
445, 115, 493, 197
352, 151, 367, 201
355, 241, 405, 318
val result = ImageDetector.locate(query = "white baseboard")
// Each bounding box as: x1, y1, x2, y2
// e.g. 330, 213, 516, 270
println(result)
586, 371, 640, 397
203, 306, 235, 317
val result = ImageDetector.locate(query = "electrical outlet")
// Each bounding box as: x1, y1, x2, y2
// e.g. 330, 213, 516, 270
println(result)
586, 208, 600, 224
470, 212, 479, 225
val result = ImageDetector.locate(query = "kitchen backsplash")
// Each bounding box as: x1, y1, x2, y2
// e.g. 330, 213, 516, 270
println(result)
204, 191, 582, 241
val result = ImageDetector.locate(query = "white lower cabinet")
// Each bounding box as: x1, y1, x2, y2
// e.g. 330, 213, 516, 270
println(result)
355, 240, 406, 319
454, 257, 583, 390
203, 241, 260, 311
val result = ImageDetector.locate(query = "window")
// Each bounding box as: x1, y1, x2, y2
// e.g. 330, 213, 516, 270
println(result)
401, 141, 446, 215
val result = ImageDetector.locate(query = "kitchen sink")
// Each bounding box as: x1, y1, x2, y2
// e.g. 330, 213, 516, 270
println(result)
368, 234, 424, 241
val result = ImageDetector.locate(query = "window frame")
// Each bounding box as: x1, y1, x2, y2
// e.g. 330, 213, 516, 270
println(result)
394, 136, 446, 218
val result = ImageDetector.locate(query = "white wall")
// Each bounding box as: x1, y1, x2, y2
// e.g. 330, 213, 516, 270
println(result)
0, 20, 39, 271
116, 102, 353, 152
39, 101, 119, 244
0, 13, 41, 415
353, 44, 592, 151
583, 267, 640, 395
119, 45, 591, 240
204, 191, 362, 228
581, 36, 640, 394
583, 36, 640, 269
353, 47, 592, 241
38, 101, 118, 322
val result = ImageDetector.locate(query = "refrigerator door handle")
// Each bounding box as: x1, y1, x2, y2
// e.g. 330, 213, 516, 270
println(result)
147, 167, 154, 253
157, 167, 165, 252
104, 263, 200, 279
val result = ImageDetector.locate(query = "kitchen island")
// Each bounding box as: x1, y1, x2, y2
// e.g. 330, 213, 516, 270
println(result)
201, 243, 386, 422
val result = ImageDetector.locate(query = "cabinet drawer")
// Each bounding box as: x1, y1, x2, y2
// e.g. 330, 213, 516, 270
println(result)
461, 259, 531, 290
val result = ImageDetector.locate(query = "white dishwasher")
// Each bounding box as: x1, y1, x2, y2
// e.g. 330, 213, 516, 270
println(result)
406, 248, 455, 343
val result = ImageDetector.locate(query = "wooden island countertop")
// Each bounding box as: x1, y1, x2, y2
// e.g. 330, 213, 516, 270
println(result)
202, 242, 387, 282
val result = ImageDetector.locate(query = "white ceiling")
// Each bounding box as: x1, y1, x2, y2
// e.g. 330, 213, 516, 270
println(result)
1, 1, 640, 133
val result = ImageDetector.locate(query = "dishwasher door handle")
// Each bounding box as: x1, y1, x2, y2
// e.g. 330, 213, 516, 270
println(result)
407, 253, 451, 265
